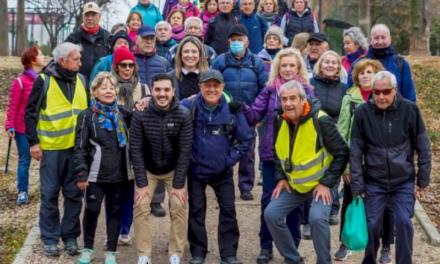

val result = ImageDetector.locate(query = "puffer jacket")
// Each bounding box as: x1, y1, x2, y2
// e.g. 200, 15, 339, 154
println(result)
336, 86, 364, 144
182, 94, 254, 181
135, 53, 172, 87
73, 106, 132, 183
350, 94, 431, 195
5, 70, 37, 134
257, 49, 273, 74
130, 2, 163, 28
212, 51, 268, 105
129, 98, 193, 189
310, 75, 347, 120
65, 27, 111, 78
280, 7, 317, 45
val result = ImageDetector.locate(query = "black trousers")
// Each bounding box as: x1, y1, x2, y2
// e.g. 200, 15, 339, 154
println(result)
188, 174, 240, 259
83, 182, 124, 251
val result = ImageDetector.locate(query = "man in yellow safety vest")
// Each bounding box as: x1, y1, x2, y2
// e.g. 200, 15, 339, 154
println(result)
264, 80, 348, 264
25, 42, 89, 257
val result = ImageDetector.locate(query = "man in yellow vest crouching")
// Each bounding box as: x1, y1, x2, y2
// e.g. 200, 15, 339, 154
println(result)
264, 80, 348, 264
25, 42, 89, 257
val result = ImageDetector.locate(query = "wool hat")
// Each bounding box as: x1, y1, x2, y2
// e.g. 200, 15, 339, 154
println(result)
113, 46, 136, 66
264, 26, 284, 44
109, 30, 133, 50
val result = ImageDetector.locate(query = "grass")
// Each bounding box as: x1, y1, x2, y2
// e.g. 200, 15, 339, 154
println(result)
0, 227, 28, 264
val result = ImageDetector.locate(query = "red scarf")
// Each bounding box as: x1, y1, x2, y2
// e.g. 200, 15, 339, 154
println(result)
82, 24, 100, 35
360, 88, 372, 102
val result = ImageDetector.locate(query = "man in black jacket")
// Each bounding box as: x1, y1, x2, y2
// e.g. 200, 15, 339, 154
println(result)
130, 73, 193, 264
350, 71, 431, 264
65, 2, 110, 78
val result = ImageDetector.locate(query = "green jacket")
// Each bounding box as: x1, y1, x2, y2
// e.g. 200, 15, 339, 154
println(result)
337, 86, 365, 145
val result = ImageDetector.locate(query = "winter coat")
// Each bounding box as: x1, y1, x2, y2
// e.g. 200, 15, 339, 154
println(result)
89, 54, 113, 83
73, 106, 132, 183
129, 98, 193, 189
171, 2, 200, 18
280, 8, 318, 45
65, 27, 111, 78
347, 46, 416, 102
336, 86, 364, 144
200, 10, 219, 38
165, 41, 217, 66
162, 0, 179, 19
211, 51, 268, 105
310, 76, 347, 121
182, 94, 254, 181
341, 48, 365, 72
240, 13, 269, 54
135, 53, 172, 87
256, 11, 281, 28
273, 98, 349, 188
350, 94, 431, 195
205, 12, 240, 54
130, 2, 163, 29
156, 38, 177, 58
167, 70, 200, 100
257, 49, 273, 74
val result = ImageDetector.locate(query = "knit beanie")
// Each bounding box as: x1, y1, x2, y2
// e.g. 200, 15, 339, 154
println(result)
264, 26, 284, 44
113, 46, 136, 65
110, 30, 133, 51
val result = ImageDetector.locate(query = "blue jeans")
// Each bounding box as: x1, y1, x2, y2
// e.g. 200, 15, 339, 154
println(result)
259, 161, 301, 249
362, 181, 415, 264
265, 188, 333, 264
15, 133, 31, 193
238, 128, 256, 192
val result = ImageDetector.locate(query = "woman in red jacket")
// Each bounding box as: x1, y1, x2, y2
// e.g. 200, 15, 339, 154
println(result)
5, 46, 45, 205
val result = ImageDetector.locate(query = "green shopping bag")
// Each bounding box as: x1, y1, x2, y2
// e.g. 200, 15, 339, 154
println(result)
341, 196, 368, 251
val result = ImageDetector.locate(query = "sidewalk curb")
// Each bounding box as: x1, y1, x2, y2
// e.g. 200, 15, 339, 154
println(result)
12, 219, 40, 264
414, 200, 440, 246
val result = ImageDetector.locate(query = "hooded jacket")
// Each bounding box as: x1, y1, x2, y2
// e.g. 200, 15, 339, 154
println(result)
130, 2, 163, 28
336, 86, 365, 144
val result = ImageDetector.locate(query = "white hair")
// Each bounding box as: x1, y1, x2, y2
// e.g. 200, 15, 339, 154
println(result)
371, 24, 391, 36
278, 80, 307, 99
155, 20, 172, 31
343, 27, 368, 51
372, 71, 397, 89
184, 17, 203, 31
52, 42, 82, 63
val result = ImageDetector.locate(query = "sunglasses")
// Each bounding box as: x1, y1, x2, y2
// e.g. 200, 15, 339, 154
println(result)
372, 88, 393, 96
118, 62, 135, 69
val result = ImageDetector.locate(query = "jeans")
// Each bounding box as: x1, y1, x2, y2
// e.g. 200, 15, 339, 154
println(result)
15, 133, 31, 193
265, 188, 333, 264
238, 129, 256, 192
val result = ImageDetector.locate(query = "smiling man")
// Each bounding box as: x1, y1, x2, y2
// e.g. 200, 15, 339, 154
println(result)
130, 73, 193, 264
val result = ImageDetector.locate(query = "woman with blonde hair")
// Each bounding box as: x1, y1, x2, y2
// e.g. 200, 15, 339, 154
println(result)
168, 36, 209, 99
256, 0, 281, 27
243, 47, 313, 264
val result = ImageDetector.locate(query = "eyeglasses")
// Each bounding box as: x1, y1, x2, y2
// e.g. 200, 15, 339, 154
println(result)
118, 63, 135, 69
372, 88, 394, 96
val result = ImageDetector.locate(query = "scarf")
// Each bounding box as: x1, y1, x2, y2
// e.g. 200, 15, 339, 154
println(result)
257, 11, 277, 24
81, 24, 100, 35
55, 63, 77, 82
113, 70, 140, 110
346, 48, 365, 64
201, 10, 219, 23
266, 48, 281, 58
360, 88, 372, 102
271, 76, 314, 97
172, 25, 186, 42
370, 46, 393, 59
91, 99, 127, 147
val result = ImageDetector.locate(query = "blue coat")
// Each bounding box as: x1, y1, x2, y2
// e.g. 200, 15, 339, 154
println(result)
211, 51, 268, 105
89, 54, 113, 83
135, 53, 172, 87
130, 2, 163, 29
348, 46, 416, 102
182, 94, 254, 181
240, 13, 268, 54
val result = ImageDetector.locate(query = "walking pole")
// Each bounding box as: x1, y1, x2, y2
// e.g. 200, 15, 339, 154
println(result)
4, 137, 12, 174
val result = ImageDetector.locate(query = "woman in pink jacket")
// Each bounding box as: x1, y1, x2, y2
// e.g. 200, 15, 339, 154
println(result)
5, 46, 45, 205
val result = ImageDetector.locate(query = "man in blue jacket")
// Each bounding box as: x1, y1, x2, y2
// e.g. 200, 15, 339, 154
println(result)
348, 24, 416, 102
184, 70, 254, 264
212, 24, 268, 200
240, 0, 268, 54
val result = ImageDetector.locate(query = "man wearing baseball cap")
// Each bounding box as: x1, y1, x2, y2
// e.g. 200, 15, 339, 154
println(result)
304, 32, 329, 79
65, 2, 111, 78
212, 24, 268, 201
183, 69, 254, 264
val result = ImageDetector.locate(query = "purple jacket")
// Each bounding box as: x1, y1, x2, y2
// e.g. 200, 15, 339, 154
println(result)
244, 77, 314, 161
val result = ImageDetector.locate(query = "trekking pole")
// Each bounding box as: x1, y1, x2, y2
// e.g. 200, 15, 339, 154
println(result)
4, 137, 12, 174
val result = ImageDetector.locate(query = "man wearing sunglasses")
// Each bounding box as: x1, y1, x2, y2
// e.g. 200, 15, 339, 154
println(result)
350, 71, 431, 264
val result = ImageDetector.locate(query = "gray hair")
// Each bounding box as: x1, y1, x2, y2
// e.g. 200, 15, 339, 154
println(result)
155, 20, 172, 31
184, 16, 203, 31
53, 42, 82, 63
371, 24, 391, 36
278, 80, 307, 99
343, 27, 368, 51
372, 71, 397, 90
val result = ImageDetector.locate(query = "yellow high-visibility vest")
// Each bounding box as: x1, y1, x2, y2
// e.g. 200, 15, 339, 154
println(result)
275, 111, 333, 193
37, 74, 88, 150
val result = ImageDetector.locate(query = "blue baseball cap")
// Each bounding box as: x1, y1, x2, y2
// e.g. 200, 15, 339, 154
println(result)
137, 25, 155, 37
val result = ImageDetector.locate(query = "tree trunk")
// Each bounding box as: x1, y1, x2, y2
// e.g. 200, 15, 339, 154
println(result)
0, 0, 9, 55
358, 0, 371, 36
409, 0, 430, 55
15, 0, 26, 56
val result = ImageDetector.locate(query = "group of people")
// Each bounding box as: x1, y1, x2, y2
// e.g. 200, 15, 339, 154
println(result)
4, 0, 432, 264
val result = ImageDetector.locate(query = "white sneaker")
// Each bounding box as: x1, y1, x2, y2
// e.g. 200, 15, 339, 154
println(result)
138, 255, 151, 264
118, 234, 132, 245
169, 254, 181, 264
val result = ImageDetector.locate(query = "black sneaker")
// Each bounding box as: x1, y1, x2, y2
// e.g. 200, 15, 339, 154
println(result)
64, 239, 79, 256
256, 248, 273, 264
283, 257, 305, 264
43, 244, 60, 257
189, 256, 206, 264
334, 244, 352, 261
379, 247, 392, 264
151, 203, 166, 217
240, 191, 254, 201
329, 213, 339, 225
220, 256, 242, 264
